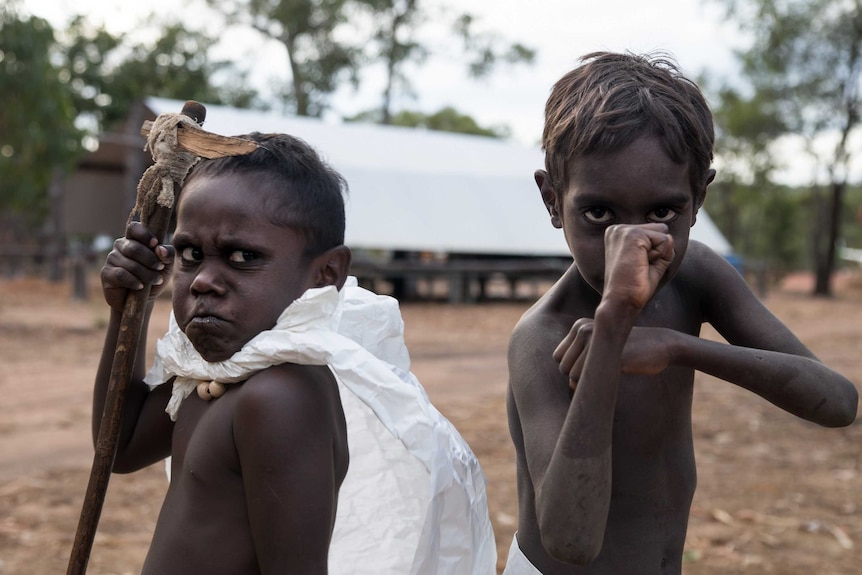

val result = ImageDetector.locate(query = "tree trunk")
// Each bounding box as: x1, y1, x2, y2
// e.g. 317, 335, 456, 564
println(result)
46, 167, 66, 282
812, 180, 845, 296
283, 35, 308, 116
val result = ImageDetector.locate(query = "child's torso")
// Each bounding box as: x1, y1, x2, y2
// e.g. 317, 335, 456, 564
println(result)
511, 266, 705, 574
142, 364, 348, 575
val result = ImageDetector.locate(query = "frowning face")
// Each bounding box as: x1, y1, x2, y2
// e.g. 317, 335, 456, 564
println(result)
171, 172, 317, 362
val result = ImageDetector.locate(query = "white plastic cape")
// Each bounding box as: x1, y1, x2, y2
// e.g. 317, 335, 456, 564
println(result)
501, 534, 542, 575
143, 277, 496, 574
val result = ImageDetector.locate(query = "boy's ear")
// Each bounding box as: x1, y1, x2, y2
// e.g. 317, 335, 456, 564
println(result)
312, 245, 352, 290
535, 169, 562, 229
691, 168, 716, 227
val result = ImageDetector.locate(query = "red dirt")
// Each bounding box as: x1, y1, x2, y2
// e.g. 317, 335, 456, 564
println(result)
0, 270, 860, 574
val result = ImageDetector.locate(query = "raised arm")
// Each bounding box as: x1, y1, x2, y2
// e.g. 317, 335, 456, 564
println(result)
589, 243, 858, 427
680, 244, 856, 426
93, 221, 176, 472
508, 224, 675, 565
509, 306, 630, 565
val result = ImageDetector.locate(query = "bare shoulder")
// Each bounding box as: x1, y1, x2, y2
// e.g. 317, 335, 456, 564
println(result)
677, 241, 810, 352
508, 269, 589, 419
509, 278, 580, 381
675, 240, 742, 291
231, 362, 348, 490
673, 241, 752, 312
229, 363, 347, 475
510, 302, 568, 358
233, 363, 344, 433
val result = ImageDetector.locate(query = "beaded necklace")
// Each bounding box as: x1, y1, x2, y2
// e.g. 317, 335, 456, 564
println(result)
196, 380, 227, 400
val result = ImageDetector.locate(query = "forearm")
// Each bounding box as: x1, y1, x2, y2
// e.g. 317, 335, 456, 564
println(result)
674, 333, 858, 427
537, 303, 635, 563
92, 301, 155, 446
537, 388, 615, 564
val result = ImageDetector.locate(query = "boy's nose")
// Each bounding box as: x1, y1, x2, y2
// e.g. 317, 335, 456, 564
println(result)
189, 264, 226, 296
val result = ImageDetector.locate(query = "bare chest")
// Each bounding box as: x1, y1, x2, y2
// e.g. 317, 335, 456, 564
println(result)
169, 387, 244, 489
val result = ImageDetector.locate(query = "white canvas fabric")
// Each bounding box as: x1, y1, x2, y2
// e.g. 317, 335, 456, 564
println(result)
143, 277, 496, 574
501, 534, 543, 575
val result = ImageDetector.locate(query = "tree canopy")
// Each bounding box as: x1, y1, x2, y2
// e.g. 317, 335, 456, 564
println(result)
0, 5, 81, 224
56, 15, 260, 134
710, 0, 862, 295
346, 105, 510, 137
0, 3, 258, 245
205, 0, 534, 121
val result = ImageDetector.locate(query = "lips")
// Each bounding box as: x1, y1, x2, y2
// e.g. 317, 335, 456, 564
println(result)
185, 313, 228, 333
181, 313, 235, 361
186, 304, 226, 322
188, 314, 224, 325
182, 306, 229, 333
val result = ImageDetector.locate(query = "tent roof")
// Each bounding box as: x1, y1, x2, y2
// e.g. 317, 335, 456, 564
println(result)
145, 97, 733, 257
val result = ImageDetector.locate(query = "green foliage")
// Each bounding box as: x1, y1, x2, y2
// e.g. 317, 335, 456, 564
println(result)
353, 0, 426, 123
710, 0, 862, 293
708, 182, 810, 273
345, 105, 510, 138
56, 16, 121, 130
0, 4, 82, 224
0, 3, 258, 243
357, 2, 535, 122
208, 0, 534, 123
57, 17, 259, 133
726, 0, 862, 143
394, 107, 510, 138
842, 184, 862, 248
209, 0, 360, 117
452, 12, 535, 79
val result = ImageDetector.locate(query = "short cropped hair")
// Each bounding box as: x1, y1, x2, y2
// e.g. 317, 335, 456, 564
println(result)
542, 51, 714, 196
184, 132, 348, 258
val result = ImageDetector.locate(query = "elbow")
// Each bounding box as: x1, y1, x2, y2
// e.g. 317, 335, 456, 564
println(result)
103, 444, 148, 474
110, 449, 153, 474
534, 472, 610, 566
111, 460, 140, 475
810, 385, 859, 428
827, 385, 859, 428
537, 510, 603, 566
539, 526, 602, 566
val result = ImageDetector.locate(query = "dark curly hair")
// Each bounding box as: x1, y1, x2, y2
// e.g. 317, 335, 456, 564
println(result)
542, 51, 714, 197
183, 132, 348, 258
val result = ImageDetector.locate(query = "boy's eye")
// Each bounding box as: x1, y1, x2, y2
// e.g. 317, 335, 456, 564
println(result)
648, 208, 678, 223
583, 207, 613, 224
228, 250, 259, 263
179, 246, 203, 262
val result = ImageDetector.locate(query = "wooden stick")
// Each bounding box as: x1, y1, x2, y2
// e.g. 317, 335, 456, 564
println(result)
66, 212, 172, 575
67, 101, 257, 575
139, 119, 259, 158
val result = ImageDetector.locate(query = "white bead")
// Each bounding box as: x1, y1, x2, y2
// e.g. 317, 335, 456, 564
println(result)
197, 381, 213, 400
208, 381, 226, 398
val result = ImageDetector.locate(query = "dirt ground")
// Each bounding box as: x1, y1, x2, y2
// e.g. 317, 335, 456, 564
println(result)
0, 270, 860, 575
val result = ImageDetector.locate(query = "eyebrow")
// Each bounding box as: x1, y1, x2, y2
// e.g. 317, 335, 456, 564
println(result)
653, 192, 693, 206
574, 191, 693, 207
170, 230, 194, 243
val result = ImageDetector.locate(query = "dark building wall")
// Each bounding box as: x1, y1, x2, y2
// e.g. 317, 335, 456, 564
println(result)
62, 169, 130, 238
61, 99, 157, 240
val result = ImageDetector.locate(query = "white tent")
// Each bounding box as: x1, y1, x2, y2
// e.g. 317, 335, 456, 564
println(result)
145, 97, 733, 258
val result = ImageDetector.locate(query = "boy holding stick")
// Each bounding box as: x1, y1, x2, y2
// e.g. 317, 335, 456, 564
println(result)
97, 131, 495, 574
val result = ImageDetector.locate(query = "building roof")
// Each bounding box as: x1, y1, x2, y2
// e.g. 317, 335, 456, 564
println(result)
145, 97, 733, 257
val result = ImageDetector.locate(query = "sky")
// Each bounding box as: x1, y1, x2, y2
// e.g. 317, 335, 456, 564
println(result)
21, 0, 743, 141
19, 0, 837, 185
